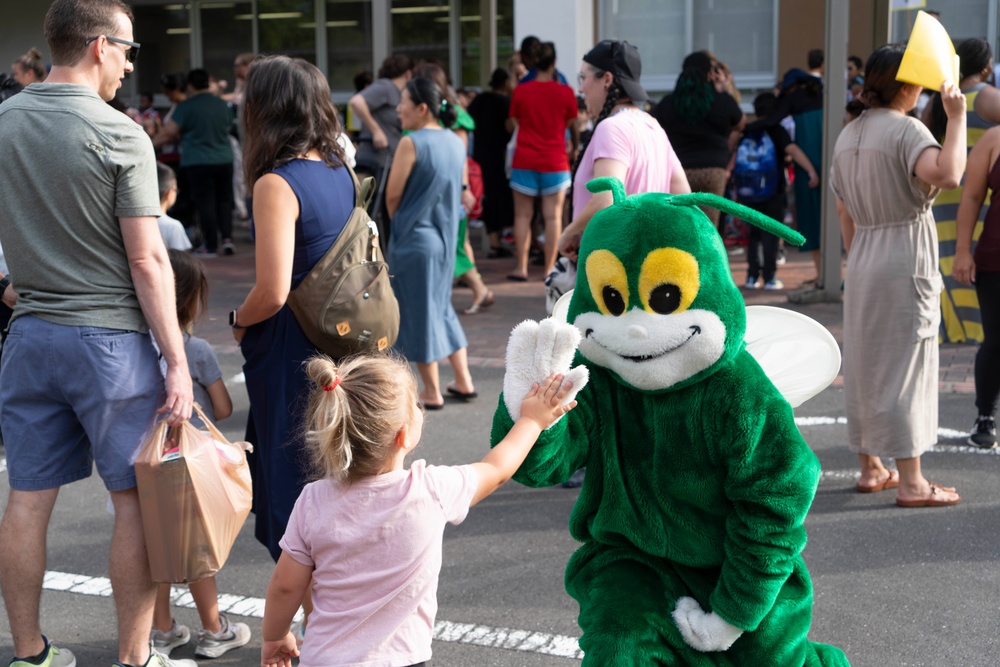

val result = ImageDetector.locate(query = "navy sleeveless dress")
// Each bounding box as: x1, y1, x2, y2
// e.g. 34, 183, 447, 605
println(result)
240, 158, 354, 560
389, 128, 468, 362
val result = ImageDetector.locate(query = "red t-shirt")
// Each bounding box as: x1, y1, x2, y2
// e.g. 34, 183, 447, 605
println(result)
510, 80, 578, 172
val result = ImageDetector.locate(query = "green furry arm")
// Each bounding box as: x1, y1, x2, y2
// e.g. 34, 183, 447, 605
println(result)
708, 360, 821, 631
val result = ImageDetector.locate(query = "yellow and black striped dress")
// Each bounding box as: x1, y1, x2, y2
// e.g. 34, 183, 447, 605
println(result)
934, 82, 997, 343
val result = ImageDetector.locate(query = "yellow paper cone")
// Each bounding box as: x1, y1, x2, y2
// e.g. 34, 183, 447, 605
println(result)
896, 10, 958, 90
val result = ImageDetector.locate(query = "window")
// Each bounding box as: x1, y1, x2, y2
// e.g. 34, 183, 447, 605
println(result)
201, 1, 253, 88
258, 0, 317, 63
392, 0, 450, 68
599, 0, 777, 97
891, 1, 992, 43
326, 0, 374, 93
132, 3, 191, 101
456, 0, 514, 88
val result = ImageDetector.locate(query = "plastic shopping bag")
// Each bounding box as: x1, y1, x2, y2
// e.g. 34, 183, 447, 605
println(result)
134, 404, 253, 583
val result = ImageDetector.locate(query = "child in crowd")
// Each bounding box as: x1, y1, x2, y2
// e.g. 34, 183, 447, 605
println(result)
259, 356, 576, 667
149, 250, 250, 659
738, 92, 819, 290
156, 163, 192, 251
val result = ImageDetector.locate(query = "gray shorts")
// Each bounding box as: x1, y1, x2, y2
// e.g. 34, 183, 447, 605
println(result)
0, 316, 164, 491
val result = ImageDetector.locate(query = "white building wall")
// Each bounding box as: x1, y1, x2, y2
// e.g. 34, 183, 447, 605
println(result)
513, 0, 593, 89
2, 5, 49, 81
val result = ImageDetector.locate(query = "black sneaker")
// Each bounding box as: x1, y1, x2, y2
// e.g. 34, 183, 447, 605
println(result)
968, 415, 997, 449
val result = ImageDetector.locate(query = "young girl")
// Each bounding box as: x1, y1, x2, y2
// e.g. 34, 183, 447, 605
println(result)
149, 249, 252, 659
259, 355, 576, 667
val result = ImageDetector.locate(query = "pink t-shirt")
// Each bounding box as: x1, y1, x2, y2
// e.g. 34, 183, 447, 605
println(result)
279, 459, 478, 667
572, 108, 683, 215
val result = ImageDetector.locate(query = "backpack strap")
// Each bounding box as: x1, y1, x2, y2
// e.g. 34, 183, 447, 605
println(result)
345, 162, 376, 211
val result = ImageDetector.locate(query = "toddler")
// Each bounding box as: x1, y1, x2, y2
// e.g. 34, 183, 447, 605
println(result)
149, 249, 250, 659
157, 163, 193, 251
260, 355, 575, 667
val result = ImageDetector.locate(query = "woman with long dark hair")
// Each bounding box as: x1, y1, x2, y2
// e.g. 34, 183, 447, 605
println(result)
652, 50, 744, 230
830, 44, 966, 507
385, 77, 476, 408
230, 55, 355, 560
558, 40, 689, 261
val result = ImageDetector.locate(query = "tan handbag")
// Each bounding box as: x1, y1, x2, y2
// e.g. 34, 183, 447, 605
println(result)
286, 165, 400, 358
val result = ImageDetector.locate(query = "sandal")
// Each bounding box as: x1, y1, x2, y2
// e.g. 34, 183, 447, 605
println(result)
895, 482, 961, 507
855, 469, 900, 493
463, 290, 495, 315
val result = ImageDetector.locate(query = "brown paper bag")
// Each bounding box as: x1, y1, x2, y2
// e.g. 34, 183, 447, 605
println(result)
135, 404, 253, 583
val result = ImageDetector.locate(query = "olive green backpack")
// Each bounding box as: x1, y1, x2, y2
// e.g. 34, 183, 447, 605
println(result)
286, 165, 400, 358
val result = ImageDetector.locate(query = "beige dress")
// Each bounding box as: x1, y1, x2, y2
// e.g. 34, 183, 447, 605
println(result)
829, 108, 942, 458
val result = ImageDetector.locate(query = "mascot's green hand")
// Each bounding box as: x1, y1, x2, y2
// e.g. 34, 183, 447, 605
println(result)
672, 597, 744, 653
503, 318, 589, 423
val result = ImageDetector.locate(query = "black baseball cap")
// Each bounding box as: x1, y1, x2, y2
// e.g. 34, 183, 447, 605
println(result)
583, 40, 647, 102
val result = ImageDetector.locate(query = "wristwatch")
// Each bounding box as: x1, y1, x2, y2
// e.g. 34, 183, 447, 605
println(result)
229, 308, 245, 329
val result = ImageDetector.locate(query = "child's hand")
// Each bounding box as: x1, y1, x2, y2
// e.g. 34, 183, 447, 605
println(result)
520, 373, 576, 431
261, 632, 300, 667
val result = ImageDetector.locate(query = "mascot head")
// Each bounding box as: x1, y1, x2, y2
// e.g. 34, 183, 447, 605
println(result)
567, 177, 805, 394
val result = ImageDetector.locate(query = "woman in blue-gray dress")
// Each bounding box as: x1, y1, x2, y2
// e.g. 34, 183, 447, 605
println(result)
386, 77, 477, 408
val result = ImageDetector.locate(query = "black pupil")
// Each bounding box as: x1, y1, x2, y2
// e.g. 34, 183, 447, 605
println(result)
602, 286, 625, 315
649, 283, 681, 314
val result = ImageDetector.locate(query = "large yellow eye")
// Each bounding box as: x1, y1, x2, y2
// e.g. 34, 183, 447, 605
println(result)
638, 248, 700, 315
586, 249, 629, 316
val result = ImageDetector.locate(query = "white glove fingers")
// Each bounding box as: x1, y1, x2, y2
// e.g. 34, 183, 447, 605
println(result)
561, 367, 589, 406
533, 319, 559, 376
549, 321, 582, 372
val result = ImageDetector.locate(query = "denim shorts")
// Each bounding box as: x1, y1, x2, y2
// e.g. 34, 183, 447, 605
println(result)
0, 316, 164, 491
509, 168, 571, 196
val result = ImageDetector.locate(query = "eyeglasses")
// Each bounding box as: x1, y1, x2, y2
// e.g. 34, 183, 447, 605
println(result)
85, 35, 141, 64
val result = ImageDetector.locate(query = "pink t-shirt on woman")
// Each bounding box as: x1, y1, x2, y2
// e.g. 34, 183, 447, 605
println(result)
572, 108, 683, 215
279, 459, 478, 667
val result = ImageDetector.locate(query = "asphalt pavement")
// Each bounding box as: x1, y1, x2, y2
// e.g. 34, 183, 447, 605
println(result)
1, 228, 995, 667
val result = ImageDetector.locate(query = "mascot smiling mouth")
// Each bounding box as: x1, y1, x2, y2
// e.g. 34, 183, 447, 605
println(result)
586, 325, 702, 362
575, 309, 726, 391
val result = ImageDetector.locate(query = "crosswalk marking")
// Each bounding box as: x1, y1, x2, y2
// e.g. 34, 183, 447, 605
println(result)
40, 571, 584, 661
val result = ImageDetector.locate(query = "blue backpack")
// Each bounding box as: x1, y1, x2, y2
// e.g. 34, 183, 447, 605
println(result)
733, 132, 779, 202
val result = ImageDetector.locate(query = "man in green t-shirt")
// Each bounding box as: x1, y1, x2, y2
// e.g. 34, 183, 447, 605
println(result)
0, 1, 194, 666
155, 68, 235, 257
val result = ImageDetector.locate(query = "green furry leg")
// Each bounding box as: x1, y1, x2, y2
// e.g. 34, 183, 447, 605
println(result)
566, 545, 850, 666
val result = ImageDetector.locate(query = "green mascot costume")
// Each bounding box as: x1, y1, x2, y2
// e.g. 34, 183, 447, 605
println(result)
491, 178, 850, 666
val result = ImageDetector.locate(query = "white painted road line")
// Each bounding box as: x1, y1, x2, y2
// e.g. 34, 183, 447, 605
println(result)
41, 571, 584, 661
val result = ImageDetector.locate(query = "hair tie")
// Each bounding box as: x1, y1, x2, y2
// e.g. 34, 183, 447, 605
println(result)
322, 376, 341, 392
440, 99, 448, 111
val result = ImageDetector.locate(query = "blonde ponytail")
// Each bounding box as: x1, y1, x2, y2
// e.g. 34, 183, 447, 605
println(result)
304, 354, 417, 481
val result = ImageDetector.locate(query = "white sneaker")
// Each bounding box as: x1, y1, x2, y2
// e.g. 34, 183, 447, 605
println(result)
745, 277, 760, 290
150, 620, 190, 656
10, 637, 76, 667
113, 646, 197, 667
194, 614, 251, 658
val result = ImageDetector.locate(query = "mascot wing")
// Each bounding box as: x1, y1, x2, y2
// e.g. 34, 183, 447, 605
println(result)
743, 305, 841, 407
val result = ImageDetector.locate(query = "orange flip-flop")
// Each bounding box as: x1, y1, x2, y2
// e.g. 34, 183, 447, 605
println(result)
895, 483, 962, 507
856, 469, 900, 493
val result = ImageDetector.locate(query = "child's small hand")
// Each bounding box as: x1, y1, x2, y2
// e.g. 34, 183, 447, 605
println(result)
261, 632, 300, 667
520, 373, 577, 431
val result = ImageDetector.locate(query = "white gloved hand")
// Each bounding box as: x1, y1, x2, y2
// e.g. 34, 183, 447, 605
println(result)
672, 597, 744, 653
503, 318, 589, 423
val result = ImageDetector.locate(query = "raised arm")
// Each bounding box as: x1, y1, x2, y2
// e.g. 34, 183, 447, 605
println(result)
558, 157, 628, 261
914, 82, 967, 190
471, 374, 575, 505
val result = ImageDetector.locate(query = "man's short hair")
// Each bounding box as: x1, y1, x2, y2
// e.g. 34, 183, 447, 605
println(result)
848, 55, 863, 71
186, 68, 211, 91
44, 0, 133, 67
156, 162, 176, 201
808, 49, 825, 70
